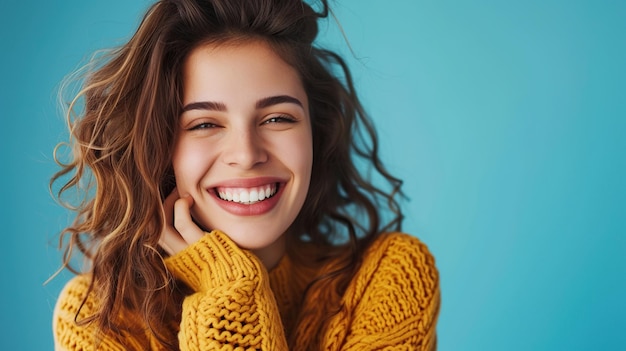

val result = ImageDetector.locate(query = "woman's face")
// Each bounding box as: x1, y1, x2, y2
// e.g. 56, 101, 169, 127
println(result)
172, 40, 313, 255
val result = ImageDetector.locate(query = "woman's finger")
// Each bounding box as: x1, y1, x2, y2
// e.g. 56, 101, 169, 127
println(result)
159, 188, 187, 255
162, 187, 179, 227
173, 194, 205, 245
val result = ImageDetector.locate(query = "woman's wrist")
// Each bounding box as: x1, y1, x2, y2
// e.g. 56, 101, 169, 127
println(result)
165, 230, 266, 291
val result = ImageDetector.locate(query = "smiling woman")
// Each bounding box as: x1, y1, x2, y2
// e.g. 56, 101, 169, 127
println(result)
50, 0, 440, 350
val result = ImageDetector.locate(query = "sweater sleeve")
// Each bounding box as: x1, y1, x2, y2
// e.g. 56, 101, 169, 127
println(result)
53, 275, 154, 351
325, 233, 441, 351
164, 230, 288, 351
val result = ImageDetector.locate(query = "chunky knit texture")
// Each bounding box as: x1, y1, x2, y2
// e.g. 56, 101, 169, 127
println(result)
53, 231, 440, 350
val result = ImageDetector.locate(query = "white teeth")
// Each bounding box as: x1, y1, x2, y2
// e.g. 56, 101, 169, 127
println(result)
249, 190, 259, 202
216, 183, 278, 204
240, 191, 249, 203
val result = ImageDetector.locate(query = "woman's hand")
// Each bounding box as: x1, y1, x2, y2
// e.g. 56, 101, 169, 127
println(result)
159, 188, 206, 255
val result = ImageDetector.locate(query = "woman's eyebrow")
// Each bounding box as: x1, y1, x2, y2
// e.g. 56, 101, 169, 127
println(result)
182, 101, 227, 112
256, 95, 303, 109
182, 95, 303, 112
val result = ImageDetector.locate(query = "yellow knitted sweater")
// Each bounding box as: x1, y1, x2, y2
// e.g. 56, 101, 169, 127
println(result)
53, 231, 440, 350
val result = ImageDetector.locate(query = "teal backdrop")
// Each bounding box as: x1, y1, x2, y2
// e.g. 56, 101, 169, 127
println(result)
1, 0, 624, 349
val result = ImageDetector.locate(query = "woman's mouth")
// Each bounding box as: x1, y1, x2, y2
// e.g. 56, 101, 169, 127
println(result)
215, 183, 279, 205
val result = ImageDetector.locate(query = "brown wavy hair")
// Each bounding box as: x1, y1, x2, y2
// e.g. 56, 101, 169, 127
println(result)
51, 0, 404, 349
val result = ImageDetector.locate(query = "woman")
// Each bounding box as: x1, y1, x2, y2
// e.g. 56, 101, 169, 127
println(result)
51, 0, 440, 350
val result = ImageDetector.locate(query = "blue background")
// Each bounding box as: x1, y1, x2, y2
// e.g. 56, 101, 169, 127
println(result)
1, 0, 624, 350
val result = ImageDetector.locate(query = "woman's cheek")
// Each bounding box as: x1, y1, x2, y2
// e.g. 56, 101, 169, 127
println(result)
172, 139, 211, 191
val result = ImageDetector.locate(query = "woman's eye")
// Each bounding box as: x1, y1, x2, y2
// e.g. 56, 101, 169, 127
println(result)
263, 115, 296, 124
188, 122, 218, 130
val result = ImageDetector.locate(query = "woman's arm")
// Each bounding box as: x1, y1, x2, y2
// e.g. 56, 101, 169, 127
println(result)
52, 234, 288, 351
53, 275, 153, 350
165, 231, 288, 350
324, 233, 441, 351
161, 190, 288, 350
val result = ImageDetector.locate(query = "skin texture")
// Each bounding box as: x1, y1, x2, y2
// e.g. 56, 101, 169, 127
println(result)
160, 40, 313, 269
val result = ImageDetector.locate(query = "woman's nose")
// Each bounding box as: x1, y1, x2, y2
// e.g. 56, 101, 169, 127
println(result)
221, 128, 268, 169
